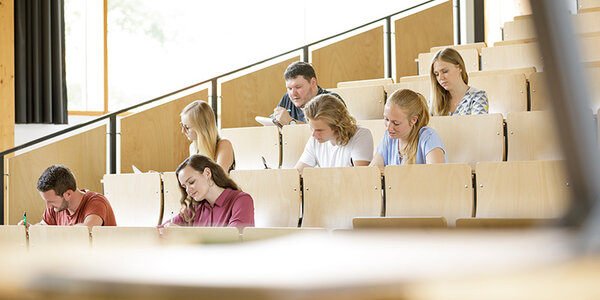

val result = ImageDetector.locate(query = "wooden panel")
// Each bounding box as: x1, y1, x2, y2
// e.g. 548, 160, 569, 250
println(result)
92, 226, 160, 248
220, 126, 280, 170
580, 34, 600, 63
161, 227, 241, 245
418, 48, 479, 75
221, 57, 299, 128
391, 75, 432, 101
337, 78, 393, 88
28, 225, 90, 251
281, 124, 312, 169
0, 225, 27, 250
529, 72, 550, 111
428, 114, 505, 169
475, 161, 570, 218
468, 72, 528, 117
579, 0, 600, 9
7, 125, 106, 225
430, 42, 487, 54
357, 120, 385, 153
1, 0, 14, 224
230, 169, 301, 227
384, 164, 473, 226
352, 217, 447, 229
456, 218, 556, 228
241, 227, 326, 242
395, 1, 453, 79
506, 111, 564, 161
481, 43, 543, 71
120, 91, 206, 173
102, 173, 163, 226
161, 172, 183, 223
503, 18, 535, 41
575, 10, 600, 34
469, 67, 537, 80
329, 86, 385, 120
312, 26, 384, 89
302, 166, 382, 229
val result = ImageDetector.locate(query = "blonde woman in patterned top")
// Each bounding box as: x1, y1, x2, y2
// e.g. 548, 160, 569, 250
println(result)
430, 48, 488, 116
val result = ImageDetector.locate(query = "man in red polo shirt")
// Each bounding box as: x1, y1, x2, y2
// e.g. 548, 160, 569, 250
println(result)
18, 165, 116, 228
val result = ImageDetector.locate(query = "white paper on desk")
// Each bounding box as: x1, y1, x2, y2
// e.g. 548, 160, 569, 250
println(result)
255, 116, 277, 126
132, 165, 143, 174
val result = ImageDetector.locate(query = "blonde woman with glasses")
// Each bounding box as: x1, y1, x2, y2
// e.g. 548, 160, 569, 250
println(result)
180, 101, 235, 173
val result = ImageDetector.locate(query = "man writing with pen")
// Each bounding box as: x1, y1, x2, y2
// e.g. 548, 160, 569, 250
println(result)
272, 61, 343, 125
18, 165, 116, 229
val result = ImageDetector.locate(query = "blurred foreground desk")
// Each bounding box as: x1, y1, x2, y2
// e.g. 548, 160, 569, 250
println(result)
0, 229, 599, 300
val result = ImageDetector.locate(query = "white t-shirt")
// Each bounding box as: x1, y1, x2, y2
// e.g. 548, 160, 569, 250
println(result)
298, 126, 373, 168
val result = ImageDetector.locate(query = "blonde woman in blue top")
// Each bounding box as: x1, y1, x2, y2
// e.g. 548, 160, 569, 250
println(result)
430, 47, 488, 116
370, 89, 447, 166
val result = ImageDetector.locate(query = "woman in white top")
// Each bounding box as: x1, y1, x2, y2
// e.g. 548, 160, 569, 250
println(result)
430, 47, 488, 116
295, 94, 373, 173
180, 101, 235, 173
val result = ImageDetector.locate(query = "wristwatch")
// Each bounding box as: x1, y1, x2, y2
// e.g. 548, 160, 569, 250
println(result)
290, 119, 297, 125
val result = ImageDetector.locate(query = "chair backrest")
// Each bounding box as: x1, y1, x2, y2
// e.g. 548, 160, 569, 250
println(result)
455, 218, 557, 228
352, 217, 447, 229
428, 114, 505, 169
356, 120, 385, 152
161, 227, 241, 245
468, 72, 528, 117
302, 166, 382, 229
241, 227, 327, 242
386, 75, 431, 101
469, 67, 537, 80
475, 160, 571, 218
506, 111, 564, 161
580, 33, 600, 63
102, 173, 163, 226
418, 48, 479, 75
430, 42, 487, 54
337, 78, 394, 88
329, 86, 385, 120
221, 126, 280, 170
0, 225, 27, 250
281, 124, 312, 169
481, 43, 543, 72
384, 164, 473, 226
230, 169, 301, 227
503, 18, 535, 41
533, 67, 600, 112
575, 10, 600, 34
28, 225, 90, 251
92, 226, 160, 248
161, 172, 183, 224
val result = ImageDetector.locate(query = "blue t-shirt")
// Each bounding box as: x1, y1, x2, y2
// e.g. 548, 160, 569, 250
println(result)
376, 126, 447, 165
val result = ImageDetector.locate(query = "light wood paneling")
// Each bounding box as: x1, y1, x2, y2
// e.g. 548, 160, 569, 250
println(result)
220, 126, 280, 170
456, 218, 555, 228
7, 125, 106, 225
428, 114, 505, 169
102, 173, 163, 226
386, 75, 432, 102
469, 67, 537, 80
468, 72, 528, 117
302, 166, 382, 229
506, 111, 564, 161
1, 0, 14, 224
357, 119, 385, 154
475, 160, 570, 218
352, 216, 448, 229
221, 57, 299, 129
161, 227, 241, 245
329, 86, 385, 120
120, 90, 207, 173
281, 124, 312, 169
481, 43, 543, 71
161, 172, 183, 223
580, 33, 600, 63
0, 225, 27, 250
92, 226, 160, 248
395, 1, 453, 79
241, 227, 326, 242
418, 48, 479, 75
430, 42, 487, 54
312, 26, 384, 89
532, 68, 600, 112
28, 225, 90, 252
230, 169, 301, 227
503, 18, 535, 41
337, 78, 393, 88
384, 164, 473, 226
579, 0, 600, 9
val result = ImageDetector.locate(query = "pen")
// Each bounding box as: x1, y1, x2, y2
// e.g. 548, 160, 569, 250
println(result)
23, 211, 27, 227
261, 156, 269, 169
270, 109, 292, 118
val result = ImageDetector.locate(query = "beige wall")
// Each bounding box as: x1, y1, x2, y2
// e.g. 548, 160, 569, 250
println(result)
484, 0, 532, 46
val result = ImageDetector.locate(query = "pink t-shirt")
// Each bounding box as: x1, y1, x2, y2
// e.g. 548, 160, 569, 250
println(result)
42, 190, 117, 226
165, 188, 254, 228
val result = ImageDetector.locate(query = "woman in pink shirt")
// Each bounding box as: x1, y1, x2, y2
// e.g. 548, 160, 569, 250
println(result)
162, 155, 254, 229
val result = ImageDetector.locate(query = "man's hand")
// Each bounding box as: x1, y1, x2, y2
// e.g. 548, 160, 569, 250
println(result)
273, 107, 293, 125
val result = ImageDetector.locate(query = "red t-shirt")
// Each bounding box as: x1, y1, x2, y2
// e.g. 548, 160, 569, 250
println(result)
42, 190, 117, 226
165, 188, 254, 228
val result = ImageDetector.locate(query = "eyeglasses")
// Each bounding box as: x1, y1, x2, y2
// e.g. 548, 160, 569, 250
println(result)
179, 122, 191, 132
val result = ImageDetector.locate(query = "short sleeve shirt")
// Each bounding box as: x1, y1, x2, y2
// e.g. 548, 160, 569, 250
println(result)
277, 86, 343, 123
376, 127, 447, 165
453, 86, 489, 115
299, 126, 374, 168
42, 190, 117, 226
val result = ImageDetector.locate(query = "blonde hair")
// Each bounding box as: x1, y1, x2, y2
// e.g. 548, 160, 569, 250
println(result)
304, 94, 357, 146
430, 48, 469, 116
387, 89, 430, 164
181, 101, 219, 159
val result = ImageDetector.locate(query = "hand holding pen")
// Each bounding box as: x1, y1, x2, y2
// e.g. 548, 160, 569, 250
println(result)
271, 107, 293, 125
17, 211, 29, 229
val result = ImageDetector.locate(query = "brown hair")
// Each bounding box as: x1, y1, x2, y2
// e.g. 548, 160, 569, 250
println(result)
175, 154, 240, 224
430, 48, 469, 116
387, 89, 430, 164
37, 165, 77, 196
303, 94, 357, 146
